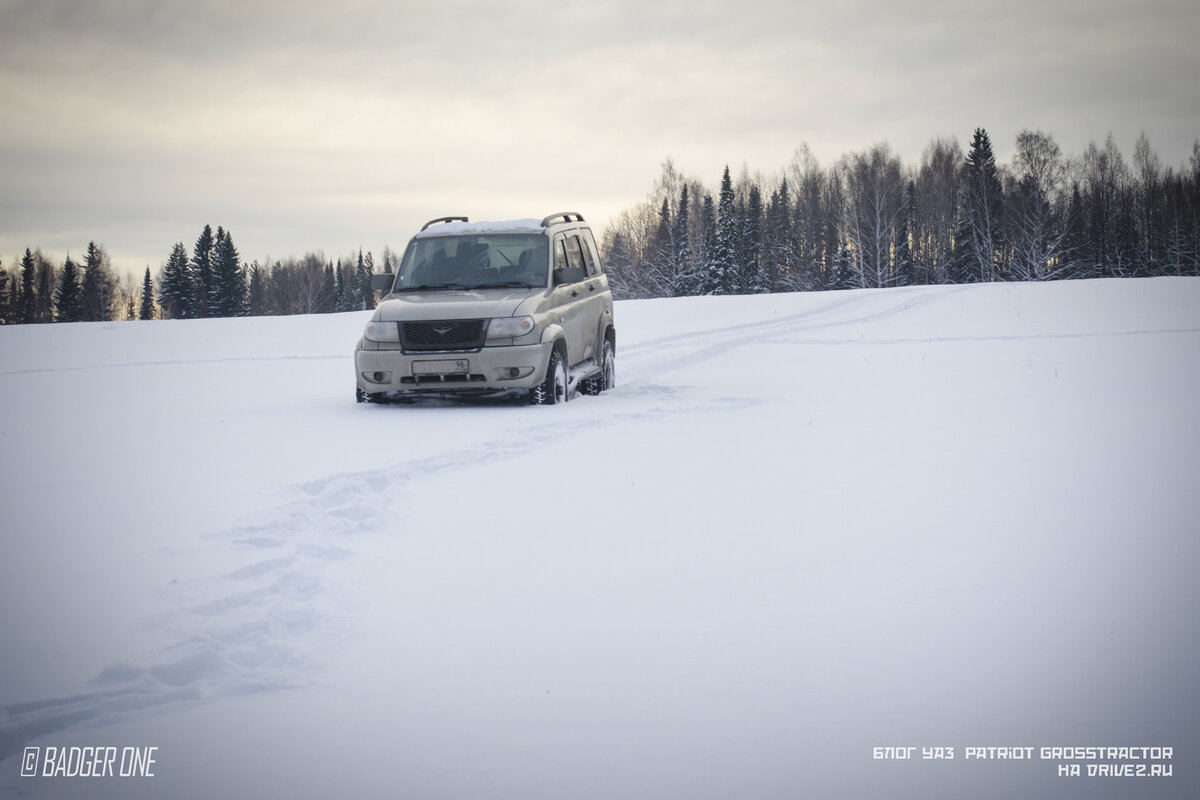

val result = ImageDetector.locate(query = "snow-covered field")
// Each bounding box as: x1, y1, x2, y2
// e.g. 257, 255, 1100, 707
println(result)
1, 278, 1197, 799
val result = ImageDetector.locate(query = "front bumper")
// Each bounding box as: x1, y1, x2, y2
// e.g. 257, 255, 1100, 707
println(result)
355, 340, 553, 397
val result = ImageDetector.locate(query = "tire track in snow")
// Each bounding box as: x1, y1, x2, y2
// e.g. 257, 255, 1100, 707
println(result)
0, 354, 345, 378
618, 287, 953, 385
0, 385, 759, 764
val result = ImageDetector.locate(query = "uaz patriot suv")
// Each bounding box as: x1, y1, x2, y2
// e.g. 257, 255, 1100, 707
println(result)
355, 212, 616, 404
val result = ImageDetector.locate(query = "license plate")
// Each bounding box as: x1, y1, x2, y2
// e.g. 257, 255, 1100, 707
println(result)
413, 359, 469, 375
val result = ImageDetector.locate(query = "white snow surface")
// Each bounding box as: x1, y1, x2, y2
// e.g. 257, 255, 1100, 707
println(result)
1, 278, 1198, 799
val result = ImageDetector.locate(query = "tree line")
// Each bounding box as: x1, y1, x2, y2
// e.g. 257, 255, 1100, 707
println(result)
0, 224, 390, 325
599, 128, 1200, 299
3, 127, 1197, 325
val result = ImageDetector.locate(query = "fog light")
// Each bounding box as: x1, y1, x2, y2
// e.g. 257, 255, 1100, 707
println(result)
508, 367, 520, 378
373, 371, 385, 382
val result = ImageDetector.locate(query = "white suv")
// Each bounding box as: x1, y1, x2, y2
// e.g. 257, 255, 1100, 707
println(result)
355, 212, 616, 404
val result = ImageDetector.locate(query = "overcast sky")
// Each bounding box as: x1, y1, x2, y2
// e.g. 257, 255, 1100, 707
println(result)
2, 0, 1198, 277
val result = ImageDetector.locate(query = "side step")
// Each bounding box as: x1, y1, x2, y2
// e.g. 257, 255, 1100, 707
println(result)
566, 358, 601, 394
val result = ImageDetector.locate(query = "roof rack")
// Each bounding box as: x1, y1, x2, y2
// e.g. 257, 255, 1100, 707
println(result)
540, 212, 585, 227
421, 216, 468, 231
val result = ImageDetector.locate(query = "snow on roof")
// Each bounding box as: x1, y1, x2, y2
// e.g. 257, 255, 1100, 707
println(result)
414, 218, 545, 238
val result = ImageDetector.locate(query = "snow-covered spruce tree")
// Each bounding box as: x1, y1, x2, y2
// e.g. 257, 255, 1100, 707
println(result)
954, 128, 1005, 283
158, 242, 195, 319
741, 184, 765, 292
702, 166, 738, 295
54, 256, 84, 322
247, 262, 267, 315
334, 258, 348, 310
80, 241, 117, 322
209, 227, 247, 317
354, 250, 376, 311
644, 198, 673, 296
670, 184, 697, 297
191, 224, 215, 317
762, 178, 793, 293
139, 267, 155, 320
16, 250, 35, 323
0, 259, 10, 325
1059, 184, 1091, 279
35, 256, 55, 323
270, 260, 292, 314
818, 169, 847, 290
321, 263, 336, 313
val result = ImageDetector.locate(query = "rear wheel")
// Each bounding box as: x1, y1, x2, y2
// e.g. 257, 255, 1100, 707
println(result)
580, 337, 615, 395
531, 348, 568, 405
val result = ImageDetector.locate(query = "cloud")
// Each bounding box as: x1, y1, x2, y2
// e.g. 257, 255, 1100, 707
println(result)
1, 0, 1198, 274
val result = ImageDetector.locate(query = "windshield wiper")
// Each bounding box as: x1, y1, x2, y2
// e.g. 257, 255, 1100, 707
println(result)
460, 281, 540, 290
396, 283, 464, 292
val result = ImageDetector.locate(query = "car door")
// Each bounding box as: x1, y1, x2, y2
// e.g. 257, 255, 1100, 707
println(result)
550, 233, 591, 366
576, 229, 610, 358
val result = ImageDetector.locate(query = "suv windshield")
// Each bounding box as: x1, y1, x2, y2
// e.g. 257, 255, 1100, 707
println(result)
392, 234, 549, 291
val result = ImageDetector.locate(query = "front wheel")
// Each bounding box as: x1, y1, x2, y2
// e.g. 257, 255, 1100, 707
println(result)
531, 348, 569, 405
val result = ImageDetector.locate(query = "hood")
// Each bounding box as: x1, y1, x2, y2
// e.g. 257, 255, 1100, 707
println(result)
374, 288, 542, 322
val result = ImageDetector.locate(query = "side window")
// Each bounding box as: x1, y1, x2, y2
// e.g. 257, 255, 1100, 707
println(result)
554, 236, 569, 271
565, 235, 585, 271
579, 231, 600, 276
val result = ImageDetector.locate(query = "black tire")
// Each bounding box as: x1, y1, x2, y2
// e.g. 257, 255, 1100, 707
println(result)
580, 337, 615, 396
531, 347, 568, 405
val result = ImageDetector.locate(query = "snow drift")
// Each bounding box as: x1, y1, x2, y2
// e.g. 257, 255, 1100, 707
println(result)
1, 277, 1197, 799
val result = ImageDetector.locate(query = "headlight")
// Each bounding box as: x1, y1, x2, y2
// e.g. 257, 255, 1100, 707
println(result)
363, 321, 400, 342
486, 315, 535, 340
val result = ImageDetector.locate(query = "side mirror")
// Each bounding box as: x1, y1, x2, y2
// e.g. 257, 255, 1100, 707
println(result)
553, 266, 586, 286
370, 273, 395, 293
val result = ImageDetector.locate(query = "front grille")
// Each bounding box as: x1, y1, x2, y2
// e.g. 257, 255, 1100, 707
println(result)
400, 319, 487, 351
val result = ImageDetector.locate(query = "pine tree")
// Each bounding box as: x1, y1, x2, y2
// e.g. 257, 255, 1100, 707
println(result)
334, 258, 347, 311
1060, 184, 1091, 279
321, 263, 336, 313
763, 178, 793, 292
19, 249, 37, 323
271, 260, 294, 314
954, 128, 1005, 283
649, 198, 672, 294
80, 242, 116, 321
35, 255, 55, 322
54, 256, 84, 322
702, 166, 738, 295
159, 242, 194, 319
0, 258, 10, 325
353, 250, 376, 310
742, 184, 764, 292
192, 224, 215, 317
209, 227, 247, 317
670, 184, 694, 296
247, 262, 268, 315
139, 267, 155, 320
